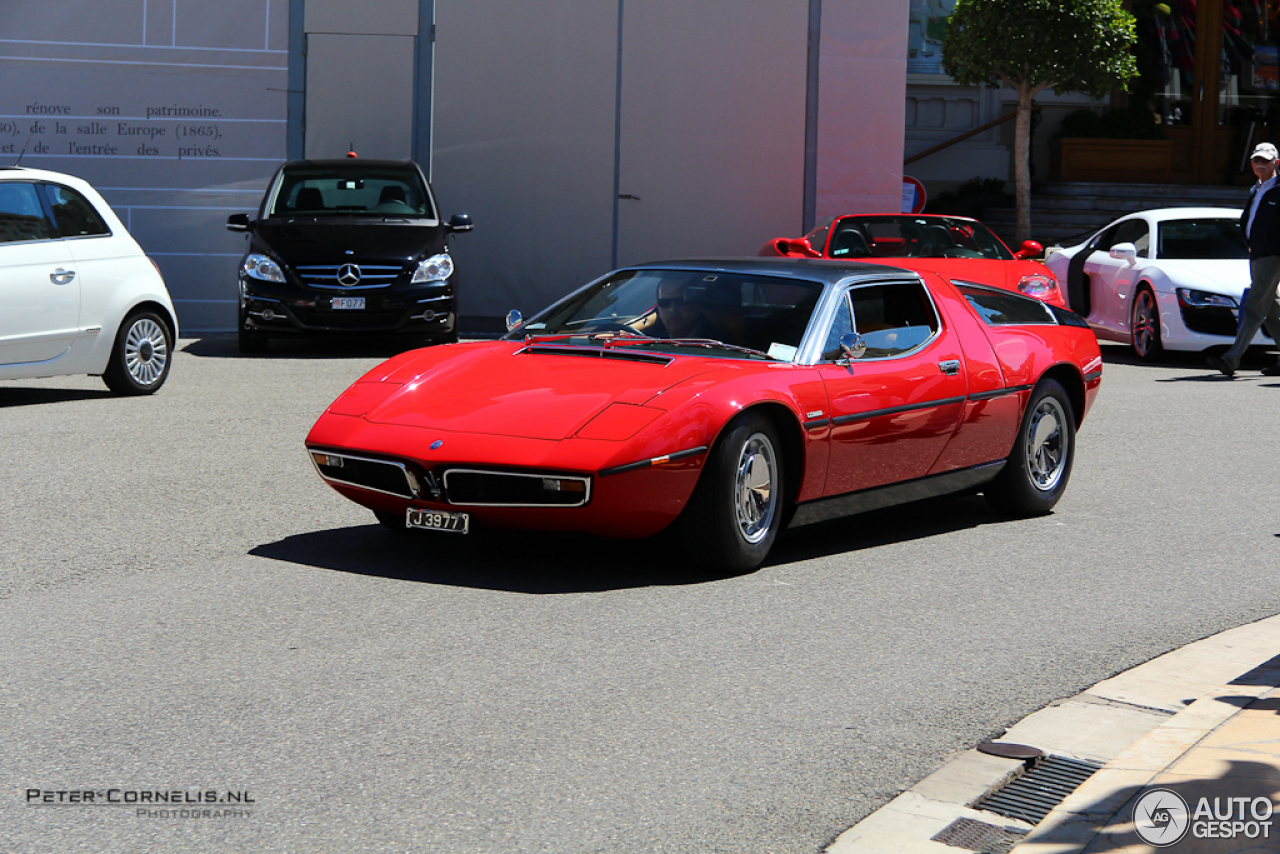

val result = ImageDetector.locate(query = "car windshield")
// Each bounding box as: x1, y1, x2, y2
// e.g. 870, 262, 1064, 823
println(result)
267, 166, 436, 219
1156, 219, 1249, 260
817, 215, 1014, 261
509, 269, 825, 361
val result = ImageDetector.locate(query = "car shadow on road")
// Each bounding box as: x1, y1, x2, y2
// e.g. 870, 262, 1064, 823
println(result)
0, 387, 115, 407
181, 334, 425, 360
770, 493, 1008, 564
1098, 342, 1280, 383
250, 523, 753, 593
251, 494, 1011, 593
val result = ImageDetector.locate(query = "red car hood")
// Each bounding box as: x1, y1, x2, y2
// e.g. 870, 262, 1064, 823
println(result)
356, 341, 718, 440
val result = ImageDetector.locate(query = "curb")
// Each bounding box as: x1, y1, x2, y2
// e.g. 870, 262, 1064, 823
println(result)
825, 613, 1280, 853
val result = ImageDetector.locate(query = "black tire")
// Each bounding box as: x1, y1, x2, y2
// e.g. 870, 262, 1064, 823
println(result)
984, 379, 1076, 517
102, 310, 173, 395
1130, 285, 1163, 360
678, 412, 784, 573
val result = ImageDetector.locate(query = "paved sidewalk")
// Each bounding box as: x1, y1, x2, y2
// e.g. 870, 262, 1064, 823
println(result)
827, 614, 1280, 854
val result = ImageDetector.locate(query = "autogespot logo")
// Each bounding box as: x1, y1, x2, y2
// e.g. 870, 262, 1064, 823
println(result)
1134, 788, 1190, 846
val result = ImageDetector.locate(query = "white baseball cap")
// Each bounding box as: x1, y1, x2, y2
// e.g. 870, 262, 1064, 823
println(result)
1252, 142, 1278, 161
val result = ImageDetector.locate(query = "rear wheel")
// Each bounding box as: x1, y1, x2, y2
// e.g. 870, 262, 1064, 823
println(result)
984, 379, 1075, 517
678, 412, 784, 573
1130, 286, 1163, 360
102, 311, 172, 395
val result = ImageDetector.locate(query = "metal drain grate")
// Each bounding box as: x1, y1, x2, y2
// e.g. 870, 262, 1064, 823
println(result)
932, 817, 1028, 853
975, 754, 1104, 825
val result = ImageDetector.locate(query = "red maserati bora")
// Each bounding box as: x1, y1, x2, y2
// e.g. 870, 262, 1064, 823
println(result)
307, 258, 1100, 572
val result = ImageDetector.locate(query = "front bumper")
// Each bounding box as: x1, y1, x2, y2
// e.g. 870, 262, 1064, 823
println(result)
239, 273, 456, 336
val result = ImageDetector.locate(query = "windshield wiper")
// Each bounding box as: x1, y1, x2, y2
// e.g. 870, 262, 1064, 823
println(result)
648, 338, 776, 359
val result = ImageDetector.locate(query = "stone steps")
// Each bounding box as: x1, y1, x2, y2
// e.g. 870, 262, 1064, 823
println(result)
980, 182, 1248, 248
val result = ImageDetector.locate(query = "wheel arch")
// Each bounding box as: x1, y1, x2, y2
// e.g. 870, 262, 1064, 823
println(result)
716, 402, 806, 509
1038, 364, 1086, 428
122, 299, 179, 341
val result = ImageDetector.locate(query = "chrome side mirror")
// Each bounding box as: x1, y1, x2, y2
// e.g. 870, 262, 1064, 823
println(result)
839, 333, 867, 363
505, 309, 523, 332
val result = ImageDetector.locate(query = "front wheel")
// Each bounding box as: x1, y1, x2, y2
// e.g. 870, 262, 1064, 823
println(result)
984, 379, 1075, 517
102, 311, 173, 395
678, 412, 784, 573
1130, 286, 1163, 360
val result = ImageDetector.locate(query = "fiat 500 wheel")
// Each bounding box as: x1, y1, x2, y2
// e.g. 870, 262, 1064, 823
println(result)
679, 412, 784, 572
984, 379, 1075, 517
1130, 286, 1163, 360
102, 311, 173, 395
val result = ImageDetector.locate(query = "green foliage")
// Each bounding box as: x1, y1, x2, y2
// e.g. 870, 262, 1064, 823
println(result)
1055, 107, 1167, 140
943, 0, 1138, 98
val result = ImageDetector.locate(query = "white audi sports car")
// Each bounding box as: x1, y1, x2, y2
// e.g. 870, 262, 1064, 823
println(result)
1044, 207, 1266, 359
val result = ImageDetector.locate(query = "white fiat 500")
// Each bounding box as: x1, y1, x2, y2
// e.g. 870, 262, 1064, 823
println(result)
0, 166, 177, 394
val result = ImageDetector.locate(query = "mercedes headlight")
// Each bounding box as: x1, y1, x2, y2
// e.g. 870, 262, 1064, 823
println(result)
243, 253, 285, 283
1176, 288, 1236, 308
412, 253, 454, 284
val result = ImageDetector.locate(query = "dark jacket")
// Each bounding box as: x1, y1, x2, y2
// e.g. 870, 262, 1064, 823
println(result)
1241, 180, 1280, 259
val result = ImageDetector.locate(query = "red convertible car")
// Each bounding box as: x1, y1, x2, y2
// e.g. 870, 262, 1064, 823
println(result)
761, 214, 1065, 307
306, 258, 1101, 571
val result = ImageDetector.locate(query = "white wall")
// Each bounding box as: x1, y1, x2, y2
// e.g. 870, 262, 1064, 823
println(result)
814, 0, 909, 221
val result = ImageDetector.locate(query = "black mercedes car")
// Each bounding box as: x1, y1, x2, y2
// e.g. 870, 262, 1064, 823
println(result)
227, 157, 472, 353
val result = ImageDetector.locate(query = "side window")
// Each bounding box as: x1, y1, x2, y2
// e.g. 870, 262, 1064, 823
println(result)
0, 182, 58, 244
821, 292, 855, 359
848, 281, 939, 357
41, 184, 111, 238
1112, 219, 1150, 257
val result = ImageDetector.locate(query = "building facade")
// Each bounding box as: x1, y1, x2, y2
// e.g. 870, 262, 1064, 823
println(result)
2, 1, 910, 333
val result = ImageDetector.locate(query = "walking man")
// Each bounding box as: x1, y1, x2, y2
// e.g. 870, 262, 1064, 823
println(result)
1208, 142, 1280, 376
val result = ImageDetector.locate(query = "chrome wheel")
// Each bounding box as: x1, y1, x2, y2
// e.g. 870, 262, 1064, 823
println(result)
1024, 396, 1068, 492
1131, 288, 1161, 358
735, 432, 777, 544
125, 317, 169, 386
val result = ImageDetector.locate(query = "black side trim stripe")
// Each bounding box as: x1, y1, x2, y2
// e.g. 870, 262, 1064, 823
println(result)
1084, 370, 1102, 382
968, 384, 1034, 402
788, 460, 1006, 528
599, 445, 709, 478
832, 395, 966, 426
804, 418, 830, 431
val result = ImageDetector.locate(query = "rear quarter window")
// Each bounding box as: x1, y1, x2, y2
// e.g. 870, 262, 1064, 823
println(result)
956, 282, 1057, 326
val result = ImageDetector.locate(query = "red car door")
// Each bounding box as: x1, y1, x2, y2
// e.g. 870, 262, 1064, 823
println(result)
814, 278, 968, 496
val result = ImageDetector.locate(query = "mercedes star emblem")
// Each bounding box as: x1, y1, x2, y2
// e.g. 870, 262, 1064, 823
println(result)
337, 263, 362, 286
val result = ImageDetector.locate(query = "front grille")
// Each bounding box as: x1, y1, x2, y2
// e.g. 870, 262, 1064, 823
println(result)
444, 469, 591, 507
1180, 303, 1241, 337
294, 305, 408, 329
295, 263, 404, 290
311, 451, 417, 498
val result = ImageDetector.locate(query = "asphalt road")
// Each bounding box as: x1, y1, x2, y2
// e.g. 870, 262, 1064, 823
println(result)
1, 336, 1278, 854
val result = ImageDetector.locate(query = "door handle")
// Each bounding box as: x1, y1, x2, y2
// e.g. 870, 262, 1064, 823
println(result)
50, 268, 76, 285
938, 359, 961, 376
618, 194, 642, 201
